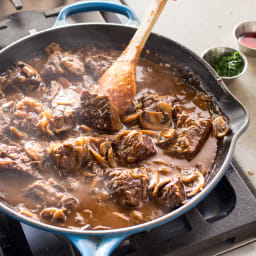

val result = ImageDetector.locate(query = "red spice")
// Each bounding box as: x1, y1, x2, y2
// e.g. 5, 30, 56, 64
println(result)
239, 32, 256, 49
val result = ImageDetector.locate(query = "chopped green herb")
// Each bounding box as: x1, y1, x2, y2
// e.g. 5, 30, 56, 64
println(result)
209, 51, 244, 77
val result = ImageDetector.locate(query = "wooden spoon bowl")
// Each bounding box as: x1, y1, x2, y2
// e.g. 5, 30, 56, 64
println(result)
98, 0, 168, 115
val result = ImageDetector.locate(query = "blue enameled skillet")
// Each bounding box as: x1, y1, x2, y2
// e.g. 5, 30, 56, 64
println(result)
0, 2, 249, 255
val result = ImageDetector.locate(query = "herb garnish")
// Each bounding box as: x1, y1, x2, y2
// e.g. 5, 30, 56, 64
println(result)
210, 51, 244, 77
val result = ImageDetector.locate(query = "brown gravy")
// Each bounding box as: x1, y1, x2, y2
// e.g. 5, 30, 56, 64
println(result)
0, 45, 224, 230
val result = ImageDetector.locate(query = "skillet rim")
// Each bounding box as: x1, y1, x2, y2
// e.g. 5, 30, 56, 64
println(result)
0, 23, 250, 236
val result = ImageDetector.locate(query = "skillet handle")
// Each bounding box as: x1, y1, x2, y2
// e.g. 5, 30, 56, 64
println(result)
65, 234, 128, 256
54, 1, 139, 27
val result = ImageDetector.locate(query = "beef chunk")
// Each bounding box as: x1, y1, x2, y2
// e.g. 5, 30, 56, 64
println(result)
80, 90, 121, 131
51, 107, 77, 134
0, 143, 41, 178
140, 94, 176, 112
0, 101, 13, 141
158, 112, 213, 160
24, 141, 45, 162
0, 61, 42, 92
153, 176, 185, 210
11, 98, 43, 135
51, 88, 80, 134
24, 178, 78, 210
83, 48, 118, 81
24, 178, 78, 223
167, 115, 212, 160
47, 137, 91, 177
11, 97, 54, 137
114, 131, 156, 165
105, 168, 148, 207
84, 54, 113, 80
41, 43, 85, 77
11, 92, 78, 136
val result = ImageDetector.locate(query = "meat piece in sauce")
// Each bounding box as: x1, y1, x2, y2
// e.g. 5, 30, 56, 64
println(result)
152, 176, 185, 210
41, 43, 85, 77
0, 143, 41, 178
51, 88, 80, 134
0, 101, 13, 141
11, 97, 43, 135
83, 49, 117, 80
161, 112, 212, 160
113, 131, 156, 165
79, 90, 121, 131
24, 141, 45, 162
47, 137, 91, 177
24, 178, 78, 211
105, 168, 149, 207
140, 94, 176, 112
0, 61, 42, 92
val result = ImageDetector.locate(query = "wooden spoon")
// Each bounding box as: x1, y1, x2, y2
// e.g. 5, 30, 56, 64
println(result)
98, 0, 168, 115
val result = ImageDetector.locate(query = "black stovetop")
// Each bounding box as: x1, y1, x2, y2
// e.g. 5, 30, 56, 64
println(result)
0, 2, 256, 256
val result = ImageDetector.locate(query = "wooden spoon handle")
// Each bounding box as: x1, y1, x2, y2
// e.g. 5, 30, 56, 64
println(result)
119, 0, 168, 62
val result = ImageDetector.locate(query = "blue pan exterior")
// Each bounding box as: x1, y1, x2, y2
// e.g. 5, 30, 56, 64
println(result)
0, 2, 249, 255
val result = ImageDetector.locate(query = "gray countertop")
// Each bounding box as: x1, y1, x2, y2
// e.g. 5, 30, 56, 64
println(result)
126, 0, 256, 255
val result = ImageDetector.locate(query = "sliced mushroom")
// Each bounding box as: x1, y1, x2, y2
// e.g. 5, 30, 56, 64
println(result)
113, 212, 130, 222
89, 147, 108, 167
82, 170, 96, 177
121, 110, 141, 123
140, 130, 158, 137
195, 163, 207, 176
185, 171, 205, 197
212, 116, 231, 138
100, 141, 111, 157
139, 111, 172, 130
52, 209, 67, 222
37, 110, 54, 136
158, 102, 173, 116
139, 101, 173, 130
81, 224, 91, 230
152, 177, 172, 197
10, 126, 25, 138
40, 207, 67, 223
17, 61, 42, 84
107, 147, 117, 168
181, 168, 198, 183
157, 128, 177, 147
148, 170, 159, 190
83, 209, 93, 220
80, 124, 92, 132
17, 204, 37, 219
132, 210, 144, 221
115, 130, 130, 140
92, 225, 111, 230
